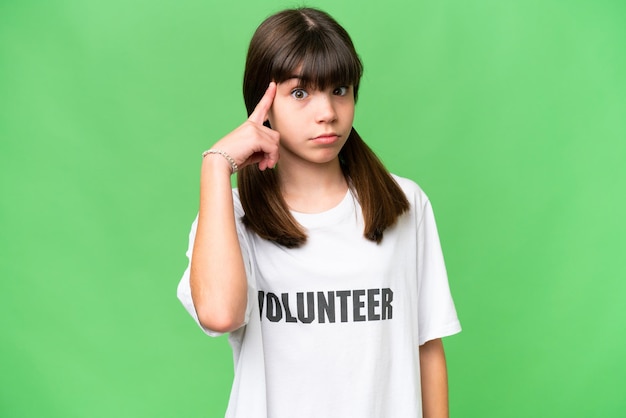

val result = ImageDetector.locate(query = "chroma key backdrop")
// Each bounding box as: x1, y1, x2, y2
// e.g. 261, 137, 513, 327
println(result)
1, 0, 625, 417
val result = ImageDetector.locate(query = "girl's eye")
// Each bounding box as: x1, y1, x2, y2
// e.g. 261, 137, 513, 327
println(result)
333, 86, 348, 96
291, 89, 308, 100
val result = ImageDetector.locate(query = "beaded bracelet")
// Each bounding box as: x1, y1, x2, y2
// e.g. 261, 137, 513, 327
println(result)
202, 149, 238, 174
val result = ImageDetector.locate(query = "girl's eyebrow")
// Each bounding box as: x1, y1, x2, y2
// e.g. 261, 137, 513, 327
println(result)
281, 76, 306, 88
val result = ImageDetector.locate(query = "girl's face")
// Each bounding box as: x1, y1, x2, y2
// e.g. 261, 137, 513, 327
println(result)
268, 75, 355, 167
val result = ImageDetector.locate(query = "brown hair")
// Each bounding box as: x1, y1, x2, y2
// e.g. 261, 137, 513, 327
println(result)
238, 8, 409, 248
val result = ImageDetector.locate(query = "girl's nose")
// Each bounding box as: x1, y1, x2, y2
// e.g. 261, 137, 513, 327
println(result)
314, 94, 338, 123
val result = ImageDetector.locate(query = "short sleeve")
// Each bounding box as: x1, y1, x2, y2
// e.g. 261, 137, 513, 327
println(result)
176, 191, 257, 337
416, 199, 461, 345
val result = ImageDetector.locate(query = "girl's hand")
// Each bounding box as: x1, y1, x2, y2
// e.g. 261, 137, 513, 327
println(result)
208, 82, 280, 172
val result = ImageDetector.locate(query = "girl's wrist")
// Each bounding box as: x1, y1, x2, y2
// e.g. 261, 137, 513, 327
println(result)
201, 152, 235, 177
202, 149, 238, 174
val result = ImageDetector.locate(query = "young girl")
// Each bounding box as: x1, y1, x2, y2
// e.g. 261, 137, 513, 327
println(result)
177, 7, 461, 418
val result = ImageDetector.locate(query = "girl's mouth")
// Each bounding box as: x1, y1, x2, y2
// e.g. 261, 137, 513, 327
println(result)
312, 133, 339, 144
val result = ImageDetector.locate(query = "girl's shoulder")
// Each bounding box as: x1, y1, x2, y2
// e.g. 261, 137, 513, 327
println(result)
390, 174, 430, 205
231, 188, 245, 218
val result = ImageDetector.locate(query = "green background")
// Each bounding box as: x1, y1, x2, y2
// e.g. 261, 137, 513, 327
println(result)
2, 0, 624, 416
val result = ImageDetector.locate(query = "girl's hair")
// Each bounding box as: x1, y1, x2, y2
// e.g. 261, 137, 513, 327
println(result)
238, 7, 409, 248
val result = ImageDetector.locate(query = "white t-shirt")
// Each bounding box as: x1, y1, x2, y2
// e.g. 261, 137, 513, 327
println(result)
177, 175, 461, 418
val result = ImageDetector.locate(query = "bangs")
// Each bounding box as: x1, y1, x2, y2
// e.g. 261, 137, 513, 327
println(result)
270, 29, 363, 91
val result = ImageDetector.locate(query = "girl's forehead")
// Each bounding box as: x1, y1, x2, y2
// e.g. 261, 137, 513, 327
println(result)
268, 35, 362, 90
275, 64, 353, 89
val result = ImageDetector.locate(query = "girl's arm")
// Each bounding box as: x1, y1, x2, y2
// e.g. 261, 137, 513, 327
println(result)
190, 82, 279, 333
420, 338, 450, 418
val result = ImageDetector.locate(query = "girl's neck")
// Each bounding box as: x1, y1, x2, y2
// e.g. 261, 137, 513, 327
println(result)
277, 157, 348, 214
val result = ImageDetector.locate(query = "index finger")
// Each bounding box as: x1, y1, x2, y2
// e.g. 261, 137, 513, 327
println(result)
248, 82, 277, 125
